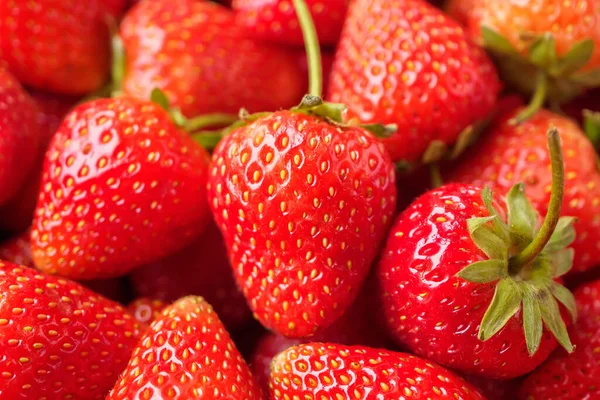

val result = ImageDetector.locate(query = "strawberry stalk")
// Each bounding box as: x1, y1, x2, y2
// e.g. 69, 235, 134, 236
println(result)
292, 0, 323, 97
510, 72, 548, 125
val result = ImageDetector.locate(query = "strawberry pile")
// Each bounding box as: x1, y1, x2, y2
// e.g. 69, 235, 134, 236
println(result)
1, 0, 600, 399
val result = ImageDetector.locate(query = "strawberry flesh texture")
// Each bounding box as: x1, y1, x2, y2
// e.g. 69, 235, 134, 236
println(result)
131, 220, 252, 331
327, 0, 501, 163
0, 262, 140, 399
518, 279, 600, 399
31, 97, 211, 280
0, 0, 118, 95
270, 343, 486, 399
378, 183, 561, 378
120, 0, 305, 117
232, 0, 348, 47
208, 111, 396, 337
107, 296, 264, 399
449, 108, 600, 274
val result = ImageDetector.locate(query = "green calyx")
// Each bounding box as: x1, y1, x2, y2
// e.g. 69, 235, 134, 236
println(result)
583, 109, 600, 150
482, 26, 600, 123
457, 127, 577, 356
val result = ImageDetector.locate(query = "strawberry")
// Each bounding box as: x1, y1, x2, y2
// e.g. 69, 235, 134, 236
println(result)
31, 97, 211, 280
269, 343, 486, 399
464, 375, 521, 400
518, 279, 600, 399
378, 128, 579, 378
446, 0, 600, 122
107, 296, 264, 399
449, 108, 600, 275
0, 67, 40, 207
0, 262, 140, 399
130, 221, 252, 330
127, 297, 168, 330
232, 0, 348, 46
0, 90, 76, 233
327, 0, 501, 164
0, 231, 33, 267
0, 0, 122, 95
119, 0, 305, 118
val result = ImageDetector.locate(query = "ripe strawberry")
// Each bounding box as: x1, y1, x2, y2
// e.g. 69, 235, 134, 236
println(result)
449, 108, 600, 274
232, 0, 348, 46
127, 297, 168, 330
0, 67, 40, 207
378, 129, 578, 379
464, 375, 521, 400
208, 107, 396, 338
119, 0, 305, 118
31, 97, 211, 280
269, 343, 486, 399
327, 0, 501, 164
0, 0, 122, 95
447, 0, 600, 121
107, 296, 264, 399
0, 262, 140, 399
0, 231, 33, 267
518, 279, 600, 399
130, 221, 252, 330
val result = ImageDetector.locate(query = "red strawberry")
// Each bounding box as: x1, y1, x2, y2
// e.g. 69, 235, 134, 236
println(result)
119, 0, 305, 118
107, 296, 264, 399
0, 262, 140, 399
0, 231, 33, 267
131, 221, 252, 330
0, 67, 40, 207
0, 90, 76, 233
31, 97, 211, 280
232, 0, 348, 47
0, 0, 122, 95
378, 129, 578, 378
127, 297, 168, 330
327, 0, 501, 164
269, 343, 486, 399
208, 108, 396, 338
449, 108, 600, 275
518, 279, 600, 399
464, 375, 521, 400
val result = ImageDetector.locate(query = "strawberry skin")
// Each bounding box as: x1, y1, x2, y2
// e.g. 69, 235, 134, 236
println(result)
232, 0, 348, 46
0, 67, 40, 206
31, 97, 211, 280
327, 0, 501, 163
127, 297, 167, 330
131, 220, 252, 330
270, 343, 486, 399
0, 262, 140, 399
0, 0, 119, 95
107, 296, 264, 399
449, 109, 600, 274
120, 0, 305, 117
518, 279, 600, 399
0, 231, 33, 267
377, 183, 565, 378
208, 111, 396, 337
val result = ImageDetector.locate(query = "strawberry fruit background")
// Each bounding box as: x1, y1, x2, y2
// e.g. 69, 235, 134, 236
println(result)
0, 0, 600, 399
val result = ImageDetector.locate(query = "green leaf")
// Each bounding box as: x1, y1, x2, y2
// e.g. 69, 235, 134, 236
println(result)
422, 140, 447, 164
583, 110, 600, 149
150, 88, 170, 111
506, 183, 537, 246
478, 279, 523, 341
528, 34, 557, 70
522, 289, 543, 356
467, 216, 509, 260
550, 282, 578, 323
481, 187, 510, 243
539, 289, 574, 353
457, 259, 507, 283
545, 216, 576, 252
571, 68, 600, 86
550, 248, 574, 278
481, 26, 519, 55
552, 39, 595, 77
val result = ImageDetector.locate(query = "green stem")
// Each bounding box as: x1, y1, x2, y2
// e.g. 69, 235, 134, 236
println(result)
511, 72, 548, 125
111, 34, 125, 96
191, 131, 224, 151
429, 163, 443, 189
510, 127, 564, 272
292, 0, 322, 97
185, 113, 239, 132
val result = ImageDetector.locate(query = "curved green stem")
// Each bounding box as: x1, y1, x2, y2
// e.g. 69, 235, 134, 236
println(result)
191, 131, 224, 151
511, 72, 548, 125
185, 113, 239, 132
510, 126, 564, 272
292, 0, 322, 97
